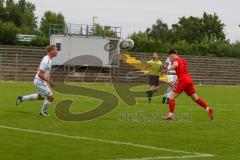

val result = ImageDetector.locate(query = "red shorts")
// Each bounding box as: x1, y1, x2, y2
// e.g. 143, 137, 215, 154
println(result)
173, 80, 196, 96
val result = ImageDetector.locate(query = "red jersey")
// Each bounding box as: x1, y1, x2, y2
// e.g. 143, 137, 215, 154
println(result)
173, 57, 192, 83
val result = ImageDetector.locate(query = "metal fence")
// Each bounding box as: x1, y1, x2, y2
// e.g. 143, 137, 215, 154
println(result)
50, 23, 122, 38
0, 51, 118, 82
0, 50, 37, 81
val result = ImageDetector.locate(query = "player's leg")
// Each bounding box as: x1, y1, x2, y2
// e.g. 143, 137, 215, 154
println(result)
40, 95, 54, 117
34, 79, 54, 117
162, 75, 171, 104
165, 91, 181, 119
166, 80, 174, 104
16, 86, 44, 106
146, 75, 159, 103
163, 80, 183, 120
39, 84, 54, 117
163, 75, 177, 104
185, 83, 214, 120
190, 93, 214, 120
146, 85, 156, 103
162, 85, 172, 104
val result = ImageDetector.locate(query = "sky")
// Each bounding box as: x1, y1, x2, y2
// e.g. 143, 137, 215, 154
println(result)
29, 0, 240, 42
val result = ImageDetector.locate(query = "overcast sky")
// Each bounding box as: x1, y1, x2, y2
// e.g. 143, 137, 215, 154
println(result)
29, 0, 240, 42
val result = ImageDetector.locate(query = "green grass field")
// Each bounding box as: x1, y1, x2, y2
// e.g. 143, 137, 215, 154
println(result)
0, 82, 240, 160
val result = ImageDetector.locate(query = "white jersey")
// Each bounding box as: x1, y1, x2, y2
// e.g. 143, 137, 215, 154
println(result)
165, 57, 176, 74
35, 55, 52, 82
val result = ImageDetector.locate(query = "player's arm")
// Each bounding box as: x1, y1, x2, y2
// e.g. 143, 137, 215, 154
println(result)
163, 59, 169, 69
160, 61, 169, 74
163, 63, 168, 69
38, 71, 54, 86
38, 60, 55, 85
168, 61, 178, 71
38, 70, 49, 82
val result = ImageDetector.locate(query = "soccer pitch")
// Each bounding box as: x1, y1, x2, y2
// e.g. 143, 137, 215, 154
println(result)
0, 82, 239, 160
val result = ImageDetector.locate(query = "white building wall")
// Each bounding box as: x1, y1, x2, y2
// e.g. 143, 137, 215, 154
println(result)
50, 35, 118, 66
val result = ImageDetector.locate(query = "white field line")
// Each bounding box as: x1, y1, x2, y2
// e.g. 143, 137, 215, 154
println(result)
119, 154, 214, 160
0, 125, 215, 159
178, 104, 240, 107
177, 105, 240, 112
138, 101, 240, 108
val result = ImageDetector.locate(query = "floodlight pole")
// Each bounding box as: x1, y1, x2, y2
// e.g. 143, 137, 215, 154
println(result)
93, 16, 98, 33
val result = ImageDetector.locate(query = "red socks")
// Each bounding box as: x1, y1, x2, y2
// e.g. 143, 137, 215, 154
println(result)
168, 99, 176, 113
196, 98, 208, 109
168, 98, 208, 113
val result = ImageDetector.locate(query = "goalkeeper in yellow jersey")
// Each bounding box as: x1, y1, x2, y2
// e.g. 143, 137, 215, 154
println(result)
144, 52, 163, 103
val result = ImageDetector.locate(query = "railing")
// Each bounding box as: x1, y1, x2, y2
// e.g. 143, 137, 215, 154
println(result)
50, 23, 122, 38
0, 51, 35, 81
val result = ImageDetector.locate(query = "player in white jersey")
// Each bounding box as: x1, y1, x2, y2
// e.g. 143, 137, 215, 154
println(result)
162, 50, 178, 104
16, 45, 58, 117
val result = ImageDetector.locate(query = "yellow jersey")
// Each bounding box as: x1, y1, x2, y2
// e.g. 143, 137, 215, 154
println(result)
146, 59, 163, 76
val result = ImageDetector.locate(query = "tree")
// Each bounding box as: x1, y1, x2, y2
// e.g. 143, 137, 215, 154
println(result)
130, 31, 151, 52
202, 12, 225, 40
171, 12, 226, 43
0, 0, 3, 8
94, 24, 117, 37
40, 11, 65, 36
5, 0, 15, 24
16, 0, 37, 30
148, 19, 172, 42
130, 31, 149, 41
4, 0, 37, 30
0, 22, 19, 44
0, 0, 5, 23
172, 16, 204, 43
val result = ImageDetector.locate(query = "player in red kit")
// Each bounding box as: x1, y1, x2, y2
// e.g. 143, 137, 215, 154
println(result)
164, 50, 214, 120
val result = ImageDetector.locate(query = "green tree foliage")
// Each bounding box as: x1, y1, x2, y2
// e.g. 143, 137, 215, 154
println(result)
16, 0, 37, 29
40, 11, 65, 36
130, 12, 239, 57
0, 0, 40, 45
0, 0, 3, 8
0, 0, 37, 30
172, 16, 204, 43
0, 0, 66, 46
0, 0, 5, 24
172, 12, 225, 43
133, 12, 226, 44
0, 22, 19, 44
202, 12, 225, 40
148, 19, 172, 42
94, 24, 117, 37
130, 34, 240, 58
4, 0, 36, 29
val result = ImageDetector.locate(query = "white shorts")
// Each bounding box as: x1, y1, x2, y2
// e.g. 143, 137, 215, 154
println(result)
167, 75, 178, 84
34, 79, 52, 97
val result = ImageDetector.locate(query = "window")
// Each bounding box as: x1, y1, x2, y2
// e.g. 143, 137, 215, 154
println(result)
56, 43, 61, 51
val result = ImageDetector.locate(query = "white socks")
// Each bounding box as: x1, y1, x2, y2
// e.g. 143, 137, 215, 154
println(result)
166, 86, 172, 98
41, 100, 51, 113
22, 94, 38, 101
21, 94, 52, 113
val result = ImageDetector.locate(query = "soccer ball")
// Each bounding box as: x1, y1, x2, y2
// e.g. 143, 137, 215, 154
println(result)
121, 39, 134, 50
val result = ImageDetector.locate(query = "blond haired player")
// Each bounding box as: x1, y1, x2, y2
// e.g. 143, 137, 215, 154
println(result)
16, 45, 58, 117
